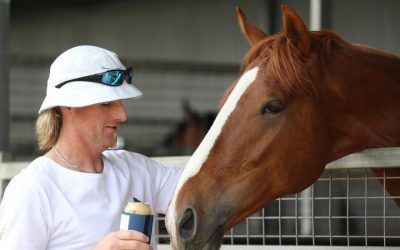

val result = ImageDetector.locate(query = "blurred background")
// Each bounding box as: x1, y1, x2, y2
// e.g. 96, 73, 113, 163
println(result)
2, 0, 400, 160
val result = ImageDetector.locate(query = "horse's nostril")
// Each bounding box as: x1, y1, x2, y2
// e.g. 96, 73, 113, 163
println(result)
179, 207, 197, 241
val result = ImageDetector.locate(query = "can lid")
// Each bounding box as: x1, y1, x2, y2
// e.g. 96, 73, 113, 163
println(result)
124, 202, 152, 215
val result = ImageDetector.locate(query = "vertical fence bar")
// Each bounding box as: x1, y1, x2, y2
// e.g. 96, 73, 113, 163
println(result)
365, 168, 368, 246
278, 198, 282, 245
329, 170, 332, 245
266, 0, 279, 35
312, 185, 315, 245
310, 0, 331, 30
300, 187, 312, 236
294, 193, 299, 246
230, 227, 234, 244
383, 169, 386, 246
0, 0, 10, 160
310, 0, 321, 30
346, 170, 350, 246
246, 215, 249, 245
262, 204, 266, 245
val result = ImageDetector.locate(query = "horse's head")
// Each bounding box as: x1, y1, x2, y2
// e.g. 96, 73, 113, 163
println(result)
166, 5, 400, 249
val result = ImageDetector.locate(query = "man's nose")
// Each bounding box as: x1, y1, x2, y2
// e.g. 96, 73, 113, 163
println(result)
114, 101, 128, 122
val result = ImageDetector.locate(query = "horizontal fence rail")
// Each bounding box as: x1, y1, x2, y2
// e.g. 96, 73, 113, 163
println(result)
1, 147, 400, 249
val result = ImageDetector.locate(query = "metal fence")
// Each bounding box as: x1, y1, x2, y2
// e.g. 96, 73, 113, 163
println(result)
1, 148, 400, 249
154, 148, 400, 248
209, 168, 399, 247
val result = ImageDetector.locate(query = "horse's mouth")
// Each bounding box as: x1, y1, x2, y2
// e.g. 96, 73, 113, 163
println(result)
176, 223, 225, 250
203, 224, 225, 250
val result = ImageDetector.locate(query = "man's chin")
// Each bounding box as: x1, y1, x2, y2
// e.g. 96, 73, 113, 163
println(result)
105, 137, 119, 150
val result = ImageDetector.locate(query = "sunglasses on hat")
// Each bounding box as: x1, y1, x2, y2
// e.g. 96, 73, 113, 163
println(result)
55, 67, 133, 89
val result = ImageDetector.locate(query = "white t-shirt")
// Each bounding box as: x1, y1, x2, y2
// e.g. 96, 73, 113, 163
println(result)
0, 150, 183, 250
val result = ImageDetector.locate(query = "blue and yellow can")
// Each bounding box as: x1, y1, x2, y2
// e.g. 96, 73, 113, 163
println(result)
120, 202, 154, 243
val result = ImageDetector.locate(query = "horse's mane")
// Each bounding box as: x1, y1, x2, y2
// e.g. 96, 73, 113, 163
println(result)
240, 31, 350, 99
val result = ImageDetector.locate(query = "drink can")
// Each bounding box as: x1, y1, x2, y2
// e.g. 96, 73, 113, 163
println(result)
120, 202, 154, 243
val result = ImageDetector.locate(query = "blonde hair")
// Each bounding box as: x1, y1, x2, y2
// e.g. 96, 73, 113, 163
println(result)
36, 108, 62, 150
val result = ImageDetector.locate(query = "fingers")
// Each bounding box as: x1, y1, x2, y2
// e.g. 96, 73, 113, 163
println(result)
114, 230, 149, 243
112, 238, 151, 250
91, 230, 151, 250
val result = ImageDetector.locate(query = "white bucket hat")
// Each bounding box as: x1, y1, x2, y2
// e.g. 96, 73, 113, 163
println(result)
39, 45, 143, 113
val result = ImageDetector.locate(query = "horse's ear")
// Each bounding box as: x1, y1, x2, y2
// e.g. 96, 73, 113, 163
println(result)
236, 6, 268, 47
281, 4, 311, 54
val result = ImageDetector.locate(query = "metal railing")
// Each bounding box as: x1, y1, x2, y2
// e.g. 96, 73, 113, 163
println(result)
156, 148, 400, 248
1, 148, 400, 249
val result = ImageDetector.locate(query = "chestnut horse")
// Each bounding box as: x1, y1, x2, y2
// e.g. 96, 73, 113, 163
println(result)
166, 5, 400, 249
159, 100, 215, 156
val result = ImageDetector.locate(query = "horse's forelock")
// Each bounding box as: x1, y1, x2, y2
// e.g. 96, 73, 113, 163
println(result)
241, 32, 348, 99
270, 36, 316, 98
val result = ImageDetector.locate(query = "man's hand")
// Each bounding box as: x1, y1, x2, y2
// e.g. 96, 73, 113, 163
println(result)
91, 230, 152, 250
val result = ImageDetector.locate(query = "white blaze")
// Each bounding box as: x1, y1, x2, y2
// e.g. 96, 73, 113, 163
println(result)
166, 67, 259, 239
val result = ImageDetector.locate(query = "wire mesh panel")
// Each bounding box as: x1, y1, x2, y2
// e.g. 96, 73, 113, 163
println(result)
155, 167, 400, 247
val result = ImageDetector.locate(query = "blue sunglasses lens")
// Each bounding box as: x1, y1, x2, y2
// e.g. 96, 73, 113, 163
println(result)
101, 68, 132, 86
102, 71, 124, 86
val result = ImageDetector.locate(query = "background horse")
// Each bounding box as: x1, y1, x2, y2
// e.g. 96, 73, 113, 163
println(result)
166, 5, 400, 249
156, 100, 215, 156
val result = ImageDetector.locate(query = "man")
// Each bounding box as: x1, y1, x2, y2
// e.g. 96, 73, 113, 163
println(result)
0, 45, 182, 249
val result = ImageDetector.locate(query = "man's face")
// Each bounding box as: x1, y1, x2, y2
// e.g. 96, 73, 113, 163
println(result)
68, 100, 127, 150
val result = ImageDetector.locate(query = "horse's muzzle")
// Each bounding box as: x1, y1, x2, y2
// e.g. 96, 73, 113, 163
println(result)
173, 206, 226, 250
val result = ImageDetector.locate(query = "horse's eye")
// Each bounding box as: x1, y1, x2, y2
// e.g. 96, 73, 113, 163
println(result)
261, 99, 284, 115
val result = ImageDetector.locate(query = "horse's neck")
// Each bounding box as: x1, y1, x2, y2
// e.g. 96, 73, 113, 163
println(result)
356, 46, 400, 82
326, 46, 400, 160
